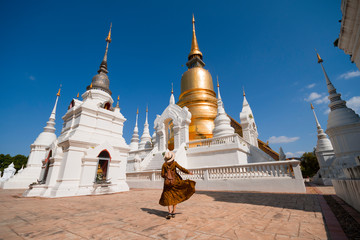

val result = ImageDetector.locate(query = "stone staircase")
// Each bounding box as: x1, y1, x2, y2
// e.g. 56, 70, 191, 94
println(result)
142, 152, 164, 170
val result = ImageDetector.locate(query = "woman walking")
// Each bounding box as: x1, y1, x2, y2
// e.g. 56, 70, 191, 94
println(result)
159, 151, 196, 219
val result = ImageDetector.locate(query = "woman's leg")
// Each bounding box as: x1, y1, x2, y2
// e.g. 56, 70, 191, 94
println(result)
167, 205, 172, 213
172, 205, 176, 213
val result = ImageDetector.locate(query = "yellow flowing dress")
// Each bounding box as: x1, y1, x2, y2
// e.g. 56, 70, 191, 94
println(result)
159, 161, 196, 206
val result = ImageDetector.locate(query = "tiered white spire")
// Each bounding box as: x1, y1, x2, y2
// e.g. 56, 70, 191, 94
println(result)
129, 108, 140, 151
212, 78, 234, 137
310, 103, 333, 152
33, 88, 61, 146
316, 52, 360, 129
139, 106, 152, 149
279, 147, 286, 160
240, 88, 259, 147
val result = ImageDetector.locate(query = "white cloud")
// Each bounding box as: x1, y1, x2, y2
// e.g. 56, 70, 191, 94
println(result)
338, 70, 360, 80
347, 96, 360, 113
314, 96, 329, 104
268, 136, 300, 144
29, 75, 35, 81
285, 151, 305, 158
305, 92, 321, 102
306, 83, 316, 89
324, 109, 330, 115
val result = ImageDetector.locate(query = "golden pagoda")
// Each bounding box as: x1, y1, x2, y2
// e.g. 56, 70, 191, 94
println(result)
177, 15, 218, 140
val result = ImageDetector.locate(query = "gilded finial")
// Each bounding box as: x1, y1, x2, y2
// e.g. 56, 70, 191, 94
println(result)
56, 84, 62, 97
76, 92, 79, 98
188, 14, 203, 60
136, 107, 139, 114
171, 83, 173, 94
90, 83, 93, 89
310, 103, 314, 110
117, 95, 120, 101
106, 23, 112, 43
146, 105, 148, 112
243, 86, 245, 96
314, 49, 323, 63
217, 76, 219, 88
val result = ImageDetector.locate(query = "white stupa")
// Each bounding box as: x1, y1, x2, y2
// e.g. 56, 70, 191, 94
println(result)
317, 52, 360, 174
139, 106, 152, 150
129, 108, 140, 151
310, 103, 335, 185
279, 147, 286, 160
212, 78, 235, 137
1, 89, 60, 189
0, 163, 16, 182
240, 89, 259, 147
23, 24, 130, 198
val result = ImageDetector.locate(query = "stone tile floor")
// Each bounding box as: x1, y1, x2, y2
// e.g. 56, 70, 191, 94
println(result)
0, 188, 330, 240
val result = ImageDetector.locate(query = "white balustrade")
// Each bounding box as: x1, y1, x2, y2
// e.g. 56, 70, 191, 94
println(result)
127, 160, 302, 182
186, 134, 249, 149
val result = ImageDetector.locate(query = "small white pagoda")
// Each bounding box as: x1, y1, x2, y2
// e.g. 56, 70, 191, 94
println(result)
24, 24, 130, 198
1, 90, 60, 189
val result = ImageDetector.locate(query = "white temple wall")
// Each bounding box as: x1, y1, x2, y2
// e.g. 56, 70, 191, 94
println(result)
79, 156, 98, 187
187, 147, 249, 169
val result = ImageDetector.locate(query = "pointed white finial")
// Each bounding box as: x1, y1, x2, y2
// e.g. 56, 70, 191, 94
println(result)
135, 108, 139, 127
310, 103, 321, 129
217, 76, 221, 100
170, 83, 175, 104
145, 105, 148, 124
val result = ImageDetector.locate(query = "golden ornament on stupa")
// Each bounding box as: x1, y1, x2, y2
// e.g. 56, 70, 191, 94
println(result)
177, 14, 218, 140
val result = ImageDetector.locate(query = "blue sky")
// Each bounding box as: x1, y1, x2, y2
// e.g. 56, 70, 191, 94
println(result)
1, 0, 359, 158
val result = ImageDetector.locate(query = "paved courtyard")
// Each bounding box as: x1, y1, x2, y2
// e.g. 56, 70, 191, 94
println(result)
0, 187, 331, 239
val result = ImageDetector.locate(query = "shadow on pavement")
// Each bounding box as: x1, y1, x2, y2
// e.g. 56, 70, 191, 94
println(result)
141, 208, 170, 218
196, 191, 321, 212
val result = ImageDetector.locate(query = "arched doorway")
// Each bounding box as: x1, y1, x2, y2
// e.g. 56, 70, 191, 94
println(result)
42, 150, 52, 184
95, 150, 111, 183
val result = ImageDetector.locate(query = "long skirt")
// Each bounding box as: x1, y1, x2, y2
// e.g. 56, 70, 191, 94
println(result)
159, 179, 196, 206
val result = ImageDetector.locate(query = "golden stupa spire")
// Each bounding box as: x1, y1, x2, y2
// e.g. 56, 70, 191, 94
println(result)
310, 103, 314, 110
56, 85, 61, 97
171, 82, 174, 94
117, 95, 120, 101
315, 49, 323, 63
188, 14, 203, 60
243, 86, 245, 96
106, 23, 112, 43
76, 92, 79, 98
136, 107, 139, 114
90, 83, 93, 88
98, 23, 112, 74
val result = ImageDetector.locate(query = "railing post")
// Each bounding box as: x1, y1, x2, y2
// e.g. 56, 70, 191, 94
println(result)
292, 162, 302, 179
204, 169, 209, 181
151, 172, 156, 181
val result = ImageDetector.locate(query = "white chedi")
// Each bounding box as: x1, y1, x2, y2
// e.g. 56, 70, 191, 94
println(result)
0, 90, 60, 189
212, 80, 234, 137
310, 103, 336, 185
0, 163, 16, 182
139, 106, 152, 149
240, 89, 259, 147
279, 147, 286, 160
129, 109, 140, 151
317, 54, 360, 172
